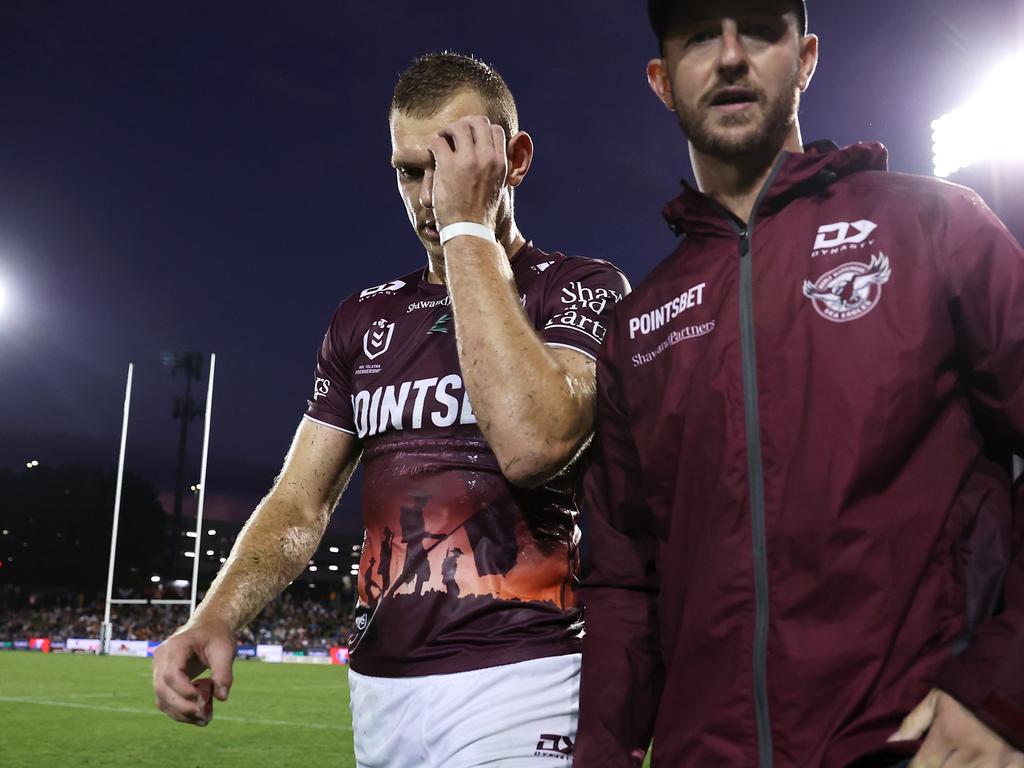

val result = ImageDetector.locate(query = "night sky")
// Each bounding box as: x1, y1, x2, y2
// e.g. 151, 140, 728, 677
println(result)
2, 1, 1022, 533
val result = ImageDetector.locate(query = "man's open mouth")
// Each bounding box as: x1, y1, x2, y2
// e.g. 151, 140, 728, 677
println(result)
709, 87, 758, 109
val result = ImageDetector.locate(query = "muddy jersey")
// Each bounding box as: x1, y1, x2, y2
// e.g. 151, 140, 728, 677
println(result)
306, 243, 628, 677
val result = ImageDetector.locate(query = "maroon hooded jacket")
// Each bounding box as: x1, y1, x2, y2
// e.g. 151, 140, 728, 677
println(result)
577, 141, 1024, 767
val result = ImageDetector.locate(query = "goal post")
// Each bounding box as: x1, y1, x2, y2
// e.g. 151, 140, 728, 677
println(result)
100, 355, 218, 653
101, 363, 134, 655
189, 352, 217, 616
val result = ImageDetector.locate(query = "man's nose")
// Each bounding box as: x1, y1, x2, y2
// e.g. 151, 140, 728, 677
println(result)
419, 168, 434, 212
716, 22, 749, 77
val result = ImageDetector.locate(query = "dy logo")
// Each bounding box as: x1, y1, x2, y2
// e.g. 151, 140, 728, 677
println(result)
363, 319, 395, 360
813, 220, 878, 251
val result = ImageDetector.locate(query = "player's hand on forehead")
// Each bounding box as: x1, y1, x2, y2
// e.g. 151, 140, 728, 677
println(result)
433, 114, 508, 158
391, 115, 508, 177
426, 114, 507, 230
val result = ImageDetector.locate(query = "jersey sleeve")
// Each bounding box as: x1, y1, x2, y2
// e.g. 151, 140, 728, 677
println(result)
305, 300, 357, 436
539, 257, 631, 360
932, 189, 1024, 749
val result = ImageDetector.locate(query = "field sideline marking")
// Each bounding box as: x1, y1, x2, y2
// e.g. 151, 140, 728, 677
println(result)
0, 696, 351, 731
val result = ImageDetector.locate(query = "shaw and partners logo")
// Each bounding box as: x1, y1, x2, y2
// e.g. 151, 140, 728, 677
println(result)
802, 253, 892, 323
544, 281, 623, 343
363, 319, 395, 360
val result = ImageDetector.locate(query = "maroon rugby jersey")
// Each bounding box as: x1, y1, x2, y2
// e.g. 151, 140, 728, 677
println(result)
306, 243, 628, 677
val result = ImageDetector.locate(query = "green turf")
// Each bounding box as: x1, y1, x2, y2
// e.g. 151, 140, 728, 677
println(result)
0, 652, 654, 766
0, 652, 354, 767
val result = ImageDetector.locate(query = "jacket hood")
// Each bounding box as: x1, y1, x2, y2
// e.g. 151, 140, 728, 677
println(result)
662, 141, 889, 238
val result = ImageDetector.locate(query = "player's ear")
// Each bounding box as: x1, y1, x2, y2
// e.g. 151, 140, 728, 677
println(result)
506, 130, 533, 189
647, 58, 675, 111
798, 33, 819, 91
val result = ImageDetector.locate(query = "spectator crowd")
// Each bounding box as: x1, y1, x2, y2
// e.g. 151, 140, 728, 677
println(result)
0, 586, 354, 650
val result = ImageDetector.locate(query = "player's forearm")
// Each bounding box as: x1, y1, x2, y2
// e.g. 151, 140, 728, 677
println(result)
444, 238, 591, 483
188, 493, 330, 634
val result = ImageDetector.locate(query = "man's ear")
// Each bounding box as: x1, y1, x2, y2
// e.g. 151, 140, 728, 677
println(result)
506, 130, 534, 188
798, 33, 819, 91
647, 58, 675, 111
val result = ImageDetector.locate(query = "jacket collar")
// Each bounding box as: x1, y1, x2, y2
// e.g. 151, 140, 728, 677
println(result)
661, 141, 889, 238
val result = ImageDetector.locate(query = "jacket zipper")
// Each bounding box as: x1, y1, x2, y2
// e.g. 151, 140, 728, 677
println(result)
731, 157, 787, 768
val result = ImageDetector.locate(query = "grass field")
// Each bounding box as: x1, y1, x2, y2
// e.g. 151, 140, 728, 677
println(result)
0, 653, 354, 768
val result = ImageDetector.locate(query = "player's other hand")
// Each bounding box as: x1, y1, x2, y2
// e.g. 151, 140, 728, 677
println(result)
888, 688, 1024, 767
152, 617, 235, 726
427, 115, 507, 233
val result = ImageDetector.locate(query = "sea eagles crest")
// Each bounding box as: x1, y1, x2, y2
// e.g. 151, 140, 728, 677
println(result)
803, 253, 892, 323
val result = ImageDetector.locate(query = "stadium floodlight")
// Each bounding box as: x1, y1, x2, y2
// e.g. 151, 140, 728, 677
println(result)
932, 56, 1024, 178
0, 275, 10, 320
186, 531, 197, 538
219, 557, 226, 563
151, 575, 160, 583
329, 565, 339, 571
184, 551, 196, 558
2, 530, 8, 535
205, 549, 214, 556
309, 565, 318, 572
329, 546, 339, 553
207, 529, 216, 535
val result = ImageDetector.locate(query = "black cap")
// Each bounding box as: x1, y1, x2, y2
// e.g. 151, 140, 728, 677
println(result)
647, 0, 808, 40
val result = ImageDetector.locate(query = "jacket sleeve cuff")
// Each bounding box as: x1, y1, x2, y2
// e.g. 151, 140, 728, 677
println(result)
937, 666, 1024, 750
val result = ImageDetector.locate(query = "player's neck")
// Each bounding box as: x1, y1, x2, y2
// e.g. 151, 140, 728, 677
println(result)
426, 219, 526, 286
690, 125, 804, 225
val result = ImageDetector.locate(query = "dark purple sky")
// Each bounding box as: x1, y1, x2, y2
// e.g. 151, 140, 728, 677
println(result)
1, 1, 1022, 532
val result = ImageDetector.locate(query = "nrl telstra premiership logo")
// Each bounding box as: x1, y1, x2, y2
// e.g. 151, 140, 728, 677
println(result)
802, 253, 892, 323
363, 318, 395, 360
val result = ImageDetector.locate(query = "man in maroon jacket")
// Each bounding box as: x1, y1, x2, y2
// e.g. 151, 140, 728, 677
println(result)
577, 1, 1024, 766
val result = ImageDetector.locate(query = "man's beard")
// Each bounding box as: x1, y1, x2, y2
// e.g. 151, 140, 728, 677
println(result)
676, 71, 801, 160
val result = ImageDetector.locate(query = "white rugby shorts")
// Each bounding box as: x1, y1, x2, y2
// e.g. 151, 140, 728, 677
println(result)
348, 653, 580, 767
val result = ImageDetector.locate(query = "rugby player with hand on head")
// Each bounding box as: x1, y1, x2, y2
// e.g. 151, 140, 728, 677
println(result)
576, 1, 1024, 766
152, 51, 628, 767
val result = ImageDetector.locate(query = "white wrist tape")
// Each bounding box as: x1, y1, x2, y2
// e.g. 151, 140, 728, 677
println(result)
439, 222, 496, 246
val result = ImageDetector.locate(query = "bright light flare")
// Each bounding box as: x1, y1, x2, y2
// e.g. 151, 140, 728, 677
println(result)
933, 56, 1024, 178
